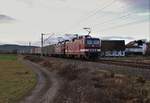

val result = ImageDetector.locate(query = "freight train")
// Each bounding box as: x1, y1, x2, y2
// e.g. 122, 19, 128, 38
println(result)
44, 35, 101, 59
19, 37, 150, 58
27, 35, 126, 59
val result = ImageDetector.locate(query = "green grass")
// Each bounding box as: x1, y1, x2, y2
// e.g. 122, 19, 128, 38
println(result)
0, 54, 17, 61
0, 55, 37, 103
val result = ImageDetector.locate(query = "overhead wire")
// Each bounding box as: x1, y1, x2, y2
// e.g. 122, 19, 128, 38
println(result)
77, 0, 118, 23
99, 18, 149, 31
43, 33, 57, 45
91, 7, 149, 31
67, 0, 118, 31
33, 0, 149, 45
69, 0, 147, 34
91, 9, 140, 28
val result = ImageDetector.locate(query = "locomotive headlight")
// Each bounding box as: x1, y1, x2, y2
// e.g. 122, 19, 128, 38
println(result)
92, 45, 95, 47
80, 49, 89, 52
97, 49, 101, 52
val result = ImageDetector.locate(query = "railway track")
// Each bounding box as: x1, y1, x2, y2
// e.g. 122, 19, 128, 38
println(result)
43, 56, 150, 80
98, 59, 150, 69
44, 56, 150, 69
26, 56, 150, 80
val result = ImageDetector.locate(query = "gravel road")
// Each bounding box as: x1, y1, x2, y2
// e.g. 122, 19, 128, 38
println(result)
19, 60, 60, 103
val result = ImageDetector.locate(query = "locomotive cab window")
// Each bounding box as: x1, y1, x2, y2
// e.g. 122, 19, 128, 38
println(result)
86, 39, 100, 45
93, 40, 100, 44
86, 40, 93, 44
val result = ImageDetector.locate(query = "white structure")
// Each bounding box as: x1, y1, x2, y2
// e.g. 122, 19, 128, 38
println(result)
125, 40, 148, 55
100, 40, 125, 57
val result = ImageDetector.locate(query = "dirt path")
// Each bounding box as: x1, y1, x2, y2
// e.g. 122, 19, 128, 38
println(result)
19, 60, 60, 103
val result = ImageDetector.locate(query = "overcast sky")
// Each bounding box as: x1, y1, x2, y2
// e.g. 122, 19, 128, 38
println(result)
0, 0, 149, 45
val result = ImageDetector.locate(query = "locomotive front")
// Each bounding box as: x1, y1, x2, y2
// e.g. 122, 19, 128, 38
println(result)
84, 37, 101, 59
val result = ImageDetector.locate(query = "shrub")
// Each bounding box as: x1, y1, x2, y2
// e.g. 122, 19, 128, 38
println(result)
135, 76, 146, 84
58, 64, 79, 81
24, 56, 43, 63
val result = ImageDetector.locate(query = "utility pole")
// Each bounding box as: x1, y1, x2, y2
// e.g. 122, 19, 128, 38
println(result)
41, 33, 55, 57
149, 31, 150, 42
29, 42, 31, 46
41, 33, 44, 57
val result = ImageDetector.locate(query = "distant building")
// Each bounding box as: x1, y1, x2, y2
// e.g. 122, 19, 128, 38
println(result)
125, 40, 147, 55
100, 40, 125, 57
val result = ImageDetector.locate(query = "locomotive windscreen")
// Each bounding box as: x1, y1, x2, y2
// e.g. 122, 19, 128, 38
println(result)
101, 40, 125, 51
86, 39, 100, 45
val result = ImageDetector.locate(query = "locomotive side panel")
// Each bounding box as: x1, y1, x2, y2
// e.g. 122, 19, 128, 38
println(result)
65, 36, 101, 59
65, 38, 85, 58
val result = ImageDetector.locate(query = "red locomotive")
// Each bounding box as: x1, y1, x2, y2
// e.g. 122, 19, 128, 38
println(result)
54, 35, 101, 59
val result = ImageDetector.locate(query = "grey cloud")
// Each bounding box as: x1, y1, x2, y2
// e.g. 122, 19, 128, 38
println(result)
123, 0, 150, 12
0, 14, 16, 23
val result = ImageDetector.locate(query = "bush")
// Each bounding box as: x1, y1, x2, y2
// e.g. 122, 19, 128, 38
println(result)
24, 56, 43, 63
135, 76, 146, 84
41, 61, 53, 68
58, 64, 79, 81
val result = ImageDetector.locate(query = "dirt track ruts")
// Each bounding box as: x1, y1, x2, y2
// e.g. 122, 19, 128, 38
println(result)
19, 59, 60, 103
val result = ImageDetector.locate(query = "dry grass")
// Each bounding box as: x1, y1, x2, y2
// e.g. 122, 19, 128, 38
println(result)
25, 56, 150, 103
24, 55, 44, 63
0, 55, 36, 103
54, 67, 150, 103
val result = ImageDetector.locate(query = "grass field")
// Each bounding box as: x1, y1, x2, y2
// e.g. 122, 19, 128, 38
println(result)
0, 54, 36, 103
0, 54, 17, 61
